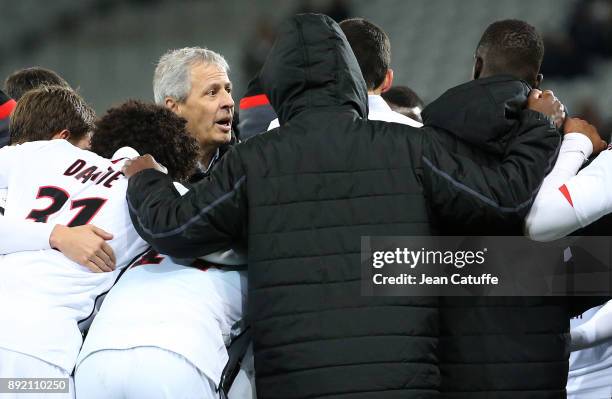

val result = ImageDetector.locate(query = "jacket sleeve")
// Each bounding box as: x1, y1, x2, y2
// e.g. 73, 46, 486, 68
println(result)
126, 148, 248, 258
420, 109, 561, 233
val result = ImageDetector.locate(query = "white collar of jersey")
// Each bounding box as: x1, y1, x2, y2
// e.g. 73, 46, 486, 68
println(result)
111, 146, 140, 161
368, 94, 394, 114
367, 94, 423, 127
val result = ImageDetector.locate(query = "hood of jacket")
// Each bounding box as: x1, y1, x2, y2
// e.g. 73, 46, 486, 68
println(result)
422, 75, 532, 155
259, 13, 368, 124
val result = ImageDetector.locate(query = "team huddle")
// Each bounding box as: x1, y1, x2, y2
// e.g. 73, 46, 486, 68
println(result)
0, 60, 249, 398
0, 12, 612, 399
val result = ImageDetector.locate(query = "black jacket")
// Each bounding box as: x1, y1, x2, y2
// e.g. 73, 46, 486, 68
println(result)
127, 14, 559, 399
422, 75, 559, 235
237, 76, 278, 140
423, 77, 599, 399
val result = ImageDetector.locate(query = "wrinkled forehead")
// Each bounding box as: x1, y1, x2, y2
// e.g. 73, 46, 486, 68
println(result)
189, 61, 231, 87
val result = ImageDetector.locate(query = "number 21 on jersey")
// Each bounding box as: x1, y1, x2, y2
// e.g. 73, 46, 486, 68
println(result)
26, 186, 107, 227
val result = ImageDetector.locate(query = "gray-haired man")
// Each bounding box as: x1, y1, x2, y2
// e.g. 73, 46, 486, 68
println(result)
154, 47, 235, 175
153, 47, 253, 398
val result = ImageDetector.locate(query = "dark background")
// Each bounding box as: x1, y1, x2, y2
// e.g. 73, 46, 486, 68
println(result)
3, 0, 611, 135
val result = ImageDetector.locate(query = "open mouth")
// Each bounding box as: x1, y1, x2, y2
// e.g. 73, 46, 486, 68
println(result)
215, 116, 232, 133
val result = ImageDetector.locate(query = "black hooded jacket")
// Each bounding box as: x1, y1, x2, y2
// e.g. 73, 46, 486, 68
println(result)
422, 75, 558, 235
423, 76, 600, 399
127, 15, 559, 398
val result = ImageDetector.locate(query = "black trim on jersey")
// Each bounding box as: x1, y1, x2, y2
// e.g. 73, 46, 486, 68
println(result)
77, 247, 150, 336
0, 206, 4, 215
218, 326, 251, 397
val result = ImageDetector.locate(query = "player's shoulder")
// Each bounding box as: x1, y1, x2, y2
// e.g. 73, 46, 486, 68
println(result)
15, 139, 73, 150
13, 140, 122, 175
46, 140, 113, 164
587, 146, 612, 171
0, 139, 59, 154
9, 139, 98, 159
0, 140, 78, 164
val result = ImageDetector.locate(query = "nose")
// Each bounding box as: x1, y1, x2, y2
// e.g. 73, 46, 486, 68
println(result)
221, 89, 234, 110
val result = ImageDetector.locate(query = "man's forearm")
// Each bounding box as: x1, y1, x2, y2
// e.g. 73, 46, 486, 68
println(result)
0, 215, 54, 254
422, 109, 560, 232
127, 162, 246, 258
525, 133, 592, 241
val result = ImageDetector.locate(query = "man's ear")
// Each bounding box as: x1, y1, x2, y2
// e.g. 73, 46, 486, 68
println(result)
52, 129, 71, 141
380, 69, 394, 93
534, 73, 543, 89
165, 97, 180, 114
472, 56, 483, 80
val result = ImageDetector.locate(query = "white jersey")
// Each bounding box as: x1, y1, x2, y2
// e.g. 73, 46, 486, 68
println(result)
0, 140, 148, 373
366, 94, 423, 127
77, 250, 247, 386
268, 94, 423, 130
0, 187, 6, 214
568, 303, 612, 398
525, 134, 612, 241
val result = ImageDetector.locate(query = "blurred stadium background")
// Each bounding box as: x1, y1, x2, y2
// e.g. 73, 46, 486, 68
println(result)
2, 0, 612, 135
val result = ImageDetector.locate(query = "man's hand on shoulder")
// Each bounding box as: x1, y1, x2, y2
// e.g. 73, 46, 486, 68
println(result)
49, 224, 116, 273
564, 117, 607, 155
122, 154, 167, 178
527, 89, 566, 128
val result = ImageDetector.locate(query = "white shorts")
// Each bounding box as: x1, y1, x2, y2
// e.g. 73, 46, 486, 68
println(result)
75, 346, 218, 399
0, 347, 74, 399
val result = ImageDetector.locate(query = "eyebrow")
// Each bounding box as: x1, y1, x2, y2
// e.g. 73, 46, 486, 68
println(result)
203, 82, 232, 91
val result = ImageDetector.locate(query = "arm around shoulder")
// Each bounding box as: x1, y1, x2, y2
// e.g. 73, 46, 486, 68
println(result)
126, 149, 248, 258
420, 109, 560, 232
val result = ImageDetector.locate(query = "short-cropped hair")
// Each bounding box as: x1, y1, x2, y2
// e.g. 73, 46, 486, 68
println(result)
9, 85, 94, 145
340, 18, 391, 90
476, 19, 544, 84
4, 67, 71, 101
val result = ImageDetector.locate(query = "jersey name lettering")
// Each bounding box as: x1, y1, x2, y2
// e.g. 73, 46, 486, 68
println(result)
63, 159, 124, 188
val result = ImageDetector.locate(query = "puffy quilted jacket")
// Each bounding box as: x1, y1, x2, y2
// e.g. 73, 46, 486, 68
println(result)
127, 14, 560, 399
423, 77, 602, 399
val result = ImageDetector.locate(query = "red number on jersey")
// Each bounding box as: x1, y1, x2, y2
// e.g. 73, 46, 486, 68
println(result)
129, 250, 165, 270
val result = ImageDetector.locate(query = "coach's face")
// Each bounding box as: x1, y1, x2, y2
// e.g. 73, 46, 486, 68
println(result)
176, 62, 234, 152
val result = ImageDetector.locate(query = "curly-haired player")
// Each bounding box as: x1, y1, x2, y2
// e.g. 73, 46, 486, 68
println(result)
75, 102, 248, 399
90, 100, 199, 183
